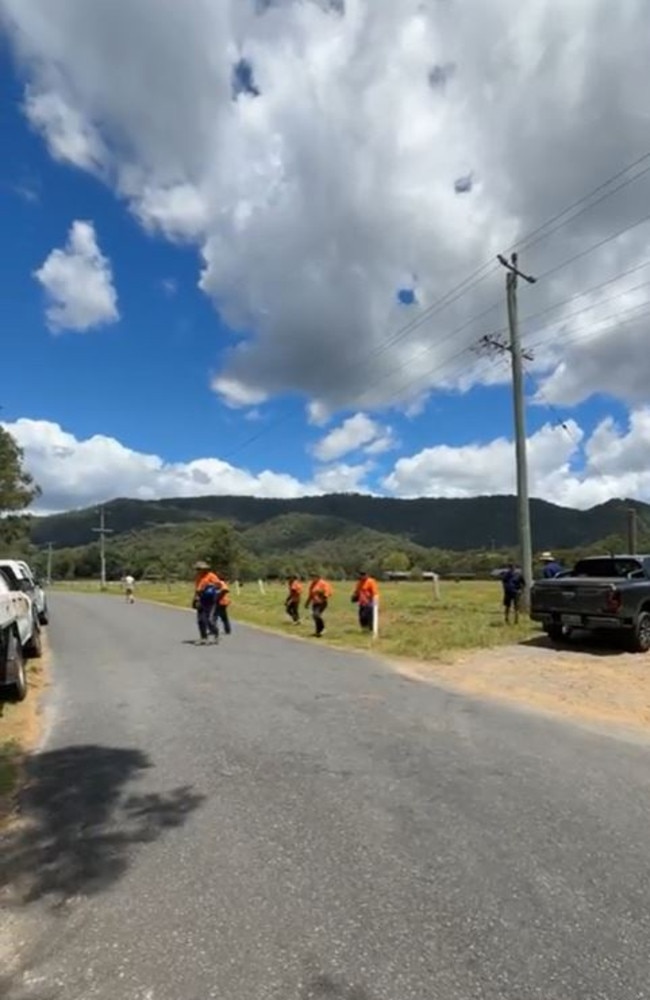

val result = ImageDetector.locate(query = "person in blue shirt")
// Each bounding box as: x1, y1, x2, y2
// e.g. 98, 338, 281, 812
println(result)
501, 563, 525, 624
540, 552, 563, 578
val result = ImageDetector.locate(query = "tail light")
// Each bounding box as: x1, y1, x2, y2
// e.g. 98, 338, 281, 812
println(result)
605, 588, 622, 613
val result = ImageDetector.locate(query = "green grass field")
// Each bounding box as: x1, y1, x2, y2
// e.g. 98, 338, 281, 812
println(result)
56, 579, 539, 660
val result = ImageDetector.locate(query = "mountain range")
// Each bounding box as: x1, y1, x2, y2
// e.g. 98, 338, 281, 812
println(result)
31, 493, 647, 552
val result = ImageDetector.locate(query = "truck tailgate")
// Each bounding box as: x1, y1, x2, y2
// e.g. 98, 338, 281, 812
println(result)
531, 580, 621, 622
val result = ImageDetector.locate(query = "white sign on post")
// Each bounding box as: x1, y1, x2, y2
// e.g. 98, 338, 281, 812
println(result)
258, 578, 266, 595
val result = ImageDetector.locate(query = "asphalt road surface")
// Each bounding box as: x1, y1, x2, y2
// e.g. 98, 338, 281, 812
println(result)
2, 593, 650, 999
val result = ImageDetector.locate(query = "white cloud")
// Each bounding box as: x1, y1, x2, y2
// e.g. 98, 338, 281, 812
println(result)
4, 418, 318, 513
24, 89, 106, 171
7, 407, 650, 514
313, 412, 396, 462
4, 0, 650, 411
33, 220, 119, 332
313, 461, 373, 494
211, 376, 268, 409
383, 408, 650, 509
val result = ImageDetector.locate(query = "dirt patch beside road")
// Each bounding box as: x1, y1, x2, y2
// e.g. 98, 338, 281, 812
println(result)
393, 636, 650, 733
0, 644, 50, 825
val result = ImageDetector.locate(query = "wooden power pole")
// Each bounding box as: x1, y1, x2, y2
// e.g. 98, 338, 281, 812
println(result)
497, 252, 537, 607
627, 506, 638, 555
92, 506, 113, 590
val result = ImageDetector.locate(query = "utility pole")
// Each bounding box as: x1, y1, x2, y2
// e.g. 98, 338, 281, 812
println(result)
627, 506, 638, 555
92, 506, 113, 590
45, 542, 53, 586
494, 252, 537, 607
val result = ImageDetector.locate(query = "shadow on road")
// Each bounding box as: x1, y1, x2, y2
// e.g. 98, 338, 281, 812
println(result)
0, 744, 205, 907
519, 633, 630, 657
301, 972, 371, 1000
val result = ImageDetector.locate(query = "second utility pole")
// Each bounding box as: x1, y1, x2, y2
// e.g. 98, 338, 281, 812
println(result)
498, 252, 536, 606
93, 506, 113, 591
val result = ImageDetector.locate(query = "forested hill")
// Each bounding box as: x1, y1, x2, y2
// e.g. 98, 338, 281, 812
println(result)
30, 492, 649, 552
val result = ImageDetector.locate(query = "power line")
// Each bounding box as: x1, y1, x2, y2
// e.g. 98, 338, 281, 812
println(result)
518, 161, 650, 256
525, 298, 650, 357
537, 209, 650, 283
513, 149, 650, 255
518, 257, 650, 329
221, 153, 650, 462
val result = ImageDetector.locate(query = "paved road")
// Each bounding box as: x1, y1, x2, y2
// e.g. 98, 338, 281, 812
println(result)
2, 594, 650, 999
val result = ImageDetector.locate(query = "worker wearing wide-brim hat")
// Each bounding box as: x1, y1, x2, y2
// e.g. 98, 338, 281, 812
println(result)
540, 551, 563, 579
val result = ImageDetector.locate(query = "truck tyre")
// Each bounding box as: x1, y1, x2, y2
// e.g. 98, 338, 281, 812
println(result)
629, 612, 650, 653
25, 620, 42, 659
546, 624, 571, 644
39, 605, 49, 626
5, 630, 27, 702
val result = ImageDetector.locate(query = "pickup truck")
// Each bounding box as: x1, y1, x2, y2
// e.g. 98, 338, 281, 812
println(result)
0, 570, 36, 701
530, 554, 650, 652
0, 559, 49, 625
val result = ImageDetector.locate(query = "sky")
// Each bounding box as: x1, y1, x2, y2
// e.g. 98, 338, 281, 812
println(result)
1, 0, 650, 515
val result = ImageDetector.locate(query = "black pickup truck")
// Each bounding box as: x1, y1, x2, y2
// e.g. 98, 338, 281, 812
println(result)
530, 554, 650, 652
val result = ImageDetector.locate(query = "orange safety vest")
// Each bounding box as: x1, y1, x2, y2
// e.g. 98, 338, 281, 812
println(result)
307, 578, 332, 604
195, 570, 222, 593
288, 580, 303, 601
353, 576, 379, 606
218, 580, 231, 606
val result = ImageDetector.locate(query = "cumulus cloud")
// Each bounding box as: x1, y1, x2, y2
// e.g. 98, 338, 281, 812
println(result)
3, 0, 650, 411
313, 412, 396, 462
33, 220, 119, 332
5, 418, 317, 513
8, 408, 650, 514
384, 408, 650, 509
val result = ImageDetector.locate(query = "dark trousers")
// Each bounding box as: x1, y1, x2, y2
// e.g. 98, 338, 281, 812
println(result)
311, 600, 327, 636
358, 604, 373, 631
216, 604, 232, 634
285, 599, 300, 623
197, 601, 219, 639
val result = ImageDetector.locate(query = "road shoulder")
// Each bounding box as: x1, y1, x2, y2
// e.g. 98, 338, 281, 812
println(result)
0, 639, 50, 826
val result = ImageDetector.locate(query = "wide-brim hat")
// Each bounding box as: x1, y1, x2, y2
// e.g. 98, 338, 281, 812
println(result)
194, 560, 210, 570
540, 551, 554, 561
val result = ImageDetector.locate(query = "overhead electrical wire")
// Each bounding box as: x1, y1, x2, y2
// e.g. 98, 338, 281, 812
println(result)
219, 149, 650, 461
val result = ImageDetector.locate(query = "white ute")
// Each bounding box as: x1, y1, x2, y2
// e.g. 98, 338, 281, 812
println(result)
0, 571, 37, 701
0, 559, 49, 625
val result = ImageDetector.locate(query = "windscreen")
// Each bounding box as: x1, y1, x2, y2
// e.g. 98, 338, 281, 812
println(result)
0, 565, 19, 589
572, 558, 644, 578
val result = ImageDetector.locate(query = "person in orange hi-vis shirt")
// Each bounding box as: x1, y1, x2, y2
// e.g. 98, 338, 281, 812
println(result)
305, 573, 332, 638
285, 575, 303, 624
351, 569, 379, 632
215, 574, 232, 636
192, 561, 223, 644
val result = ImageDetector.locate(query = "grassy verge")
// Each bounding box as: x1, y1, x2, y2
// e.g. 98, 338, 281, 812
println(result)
0, 653, 48, 824
55, 579, 539, 659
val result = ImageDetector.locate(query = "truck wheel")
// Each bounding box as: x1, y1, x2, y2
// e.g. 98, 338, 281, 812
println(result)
5, 631, 27, 702
25, 621, 42, 659
39, 606, 49, 626
629, 612, 650, 653
546, 624, 571, 644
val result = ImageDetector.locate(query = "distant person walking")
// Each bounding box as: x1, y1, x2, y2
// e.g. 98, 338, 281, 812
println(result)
351, 569, 379, 632
123, 574, 135, 604
216, 575, 232, 635
540, 552, 563, 578
305, 574, 332, 638
192, 561, 222, 644
501, 562, 525, 625
285, 576, 302, 624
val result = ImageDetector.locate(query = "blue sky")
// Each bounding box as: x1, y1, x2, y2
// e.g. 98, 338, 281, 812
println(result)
1, 2, 649, 512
